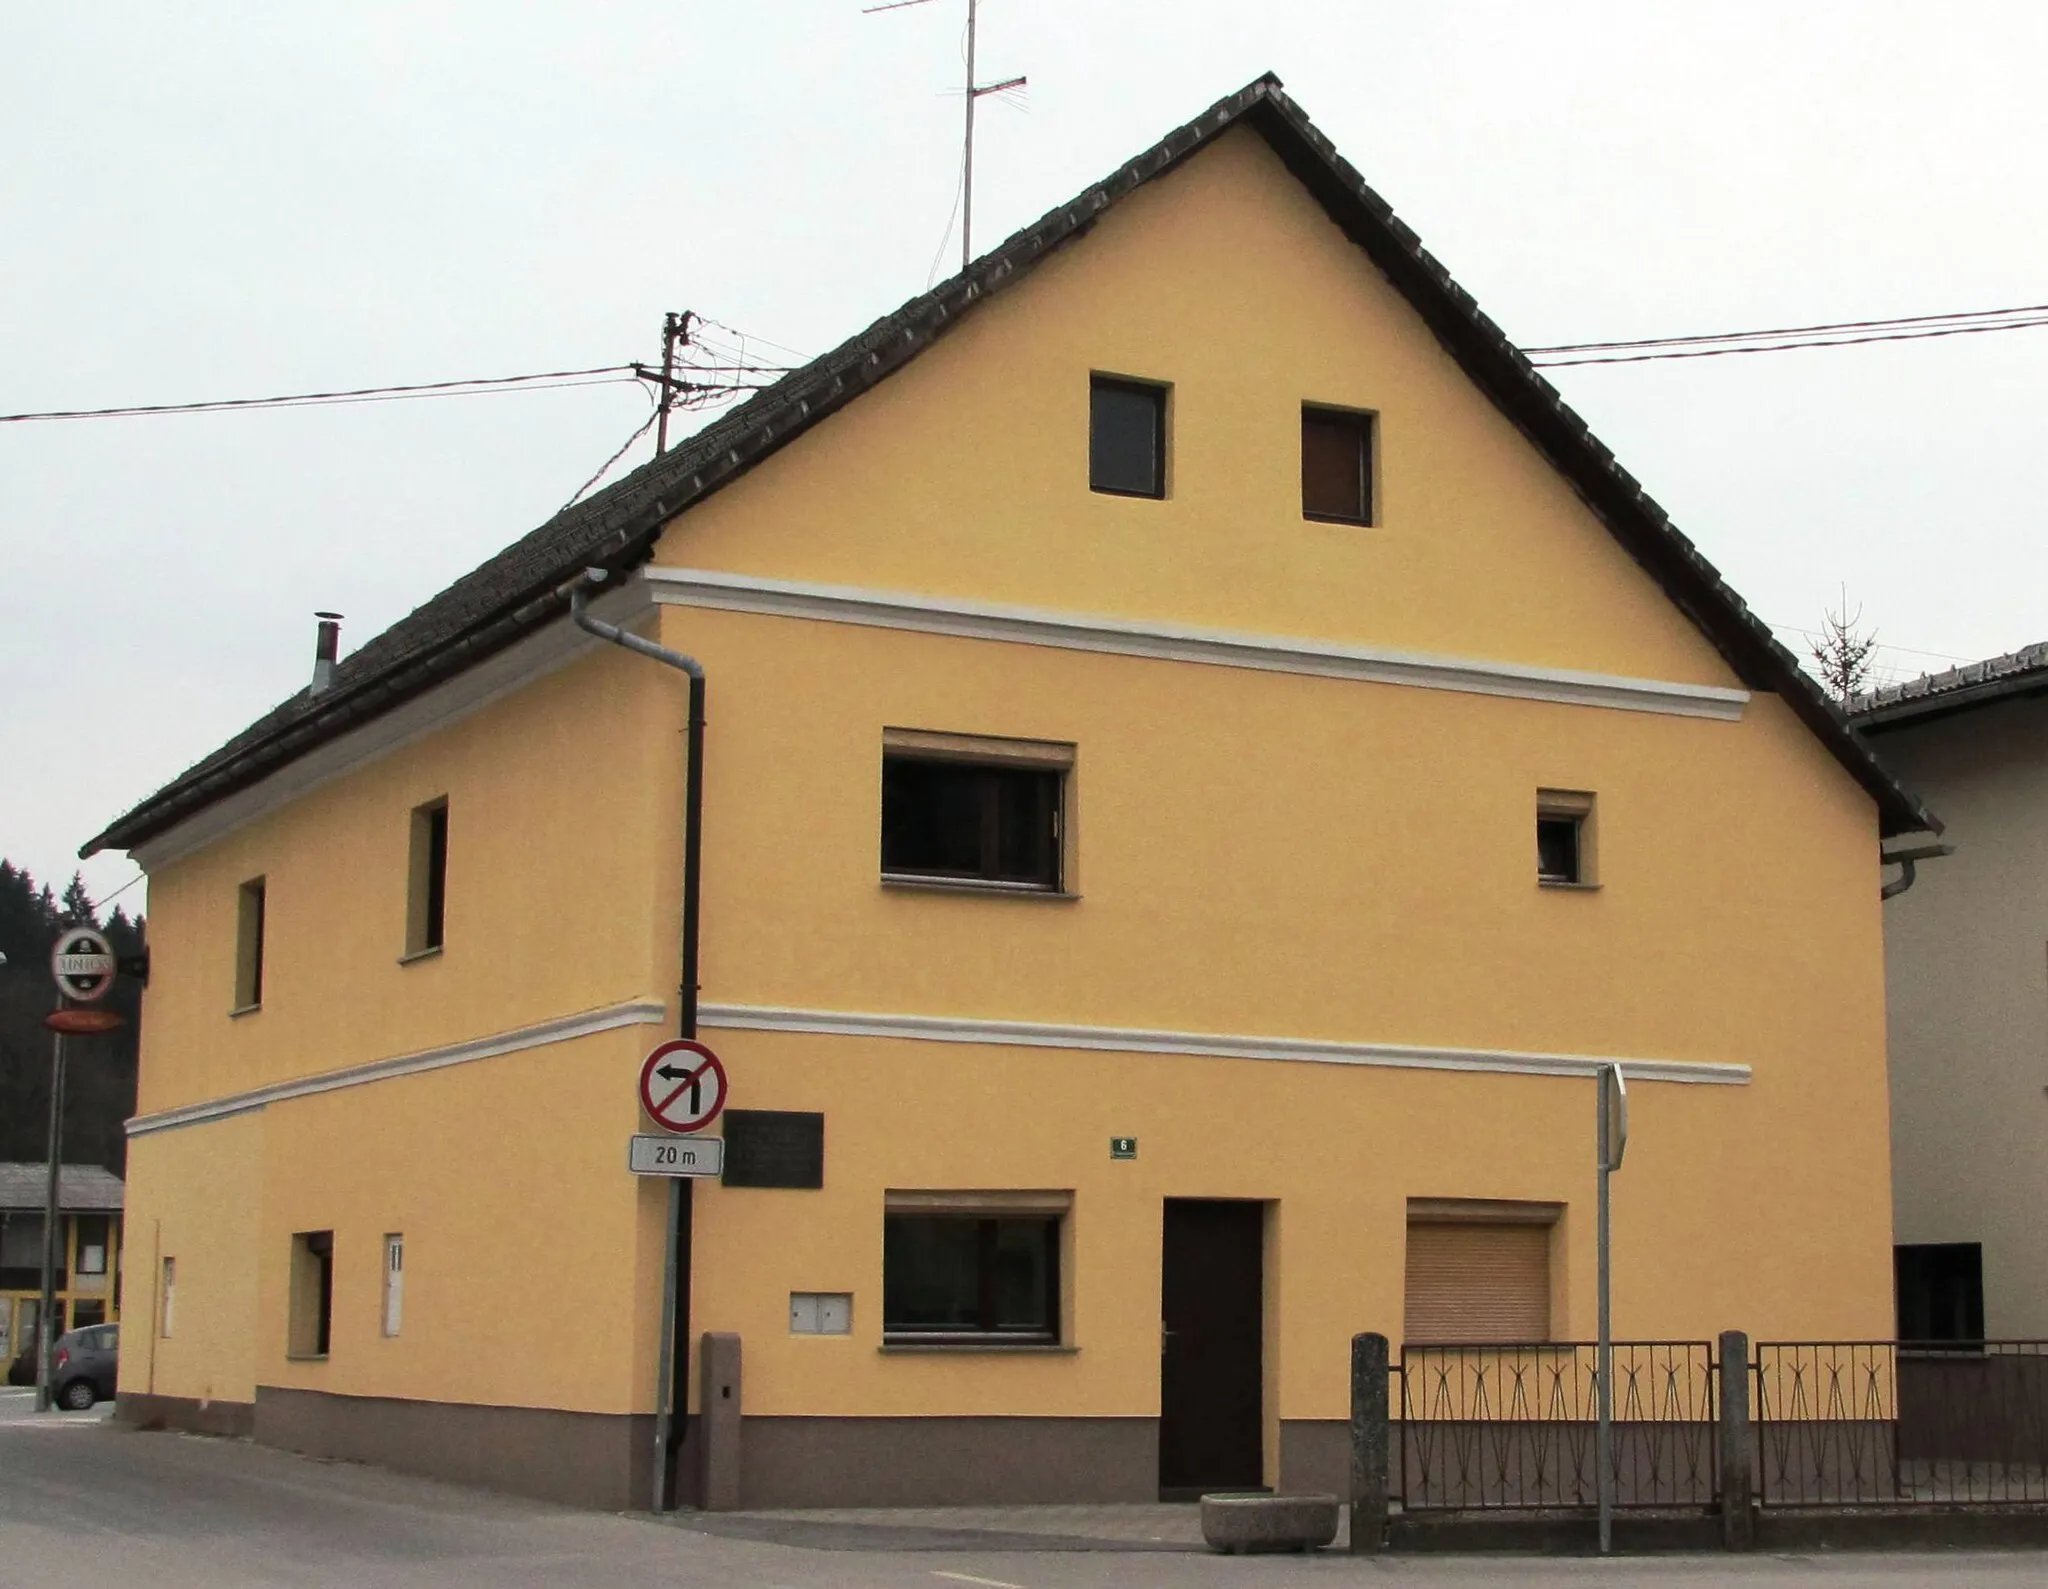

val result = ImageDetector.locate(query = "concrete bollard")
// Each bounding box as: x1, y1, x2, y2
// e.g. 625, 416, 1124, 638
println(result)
1349, 1332, 1390, 1553
1718, 1329, 1754, 1551
699, 1332, 743, 1512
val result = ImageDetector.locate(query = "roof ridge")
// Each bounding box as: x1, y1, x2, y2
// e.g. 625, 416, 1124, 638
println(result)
86, 73, 1937, 853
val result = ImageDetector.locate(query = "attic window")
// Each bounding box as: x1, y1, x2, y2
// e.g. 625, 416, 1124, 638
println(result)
1302, 405, 1374, 524
1090, 376, 1166, 498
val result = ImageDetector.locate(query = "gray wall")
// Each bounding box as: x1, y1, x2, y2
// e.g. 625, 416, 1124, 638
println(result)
1876, 694, 2048, 1337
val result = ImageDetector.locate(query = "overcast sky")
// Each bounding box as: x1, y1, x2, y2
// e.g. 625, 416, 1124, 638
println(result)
6, 1, 2047, 908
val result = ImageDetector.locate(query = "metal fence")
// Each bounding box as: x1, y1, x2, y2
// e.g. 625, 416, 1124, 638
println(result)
1398, 1341, 1718, 1512
1754, 1340, 2048, 1507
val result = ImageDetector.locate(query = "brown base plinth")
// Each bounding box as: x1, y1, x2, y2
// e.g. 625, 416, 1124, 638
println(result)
116, 1391, 256, 1439
253, 1386, 655, 1512
738, 1416, 1159, 1508
1278, 1420, 1350, 1494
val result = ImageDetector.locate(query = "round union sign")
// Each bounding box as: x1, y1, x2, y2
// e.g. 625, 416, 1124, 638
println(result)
50, 926, 118, 1004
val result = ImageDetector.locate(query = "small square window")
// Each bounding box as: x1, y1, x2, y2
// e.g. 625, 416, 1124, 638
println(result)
1090, 376, 1166, 498
1302, 405, 1374, 524
884, 1214, 1061, 1345
234, 877, 267, 1010
1896, 1242, 1984, 1346
880, 731, 1072, 892
1536, 791, 1597, 887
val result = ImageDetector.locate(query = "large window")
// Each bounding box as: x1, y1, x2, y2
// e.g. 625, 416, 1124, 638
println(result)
883, 1194, 1066, 1345
234, 876, 267, 1011
1089, 375, 1166, 498
1896, 1242, 1984, 1345
1301, 404, 1375, 524
881, 730, 1070, 892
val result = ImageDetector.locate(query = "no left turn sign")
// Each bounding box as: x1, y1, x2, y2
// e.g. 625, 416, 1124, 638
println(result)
638, 1039, 728, 1134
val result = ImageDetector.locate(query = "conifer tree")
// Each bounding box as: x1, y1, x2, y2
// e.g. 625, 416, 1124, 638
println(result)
1809, 590, 1880, 708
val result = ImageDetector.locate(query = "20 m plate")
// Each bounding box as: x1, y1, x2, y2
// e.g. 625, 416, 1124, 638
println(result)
628, 1134, 725, 1178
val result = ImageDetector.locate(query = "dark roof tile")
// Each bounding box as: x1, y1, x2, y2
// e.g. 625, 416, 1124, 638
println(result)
88, 73, 1936, 853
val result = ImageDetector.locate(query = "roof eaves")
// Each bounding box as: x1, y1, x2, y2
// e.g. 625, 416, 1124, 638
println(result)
89, 70, 1937, 850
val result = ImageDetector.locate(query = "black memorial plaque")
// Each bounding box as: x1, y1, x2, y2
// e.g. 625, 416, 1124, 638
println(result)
720, 1110, 825, 1189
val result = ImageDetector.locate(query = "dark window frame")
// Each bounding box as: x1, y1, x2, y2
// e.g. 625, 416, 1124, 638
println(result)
235, 877, 267, 1011
882, 1213, 1062, 1346
1896, 1242, 1986, 1349
290, 1229, 335, 1360
1089, 374, 1168, 499
1301, 404, 1376, 525
881, 754, 1064, 892
406, 798, 450, 957
1536, 814, 1584, 886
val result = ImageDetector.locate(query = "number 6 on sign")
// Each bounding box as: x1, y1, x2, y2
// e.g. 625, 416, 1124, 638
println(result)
638, 1039, 729, 1134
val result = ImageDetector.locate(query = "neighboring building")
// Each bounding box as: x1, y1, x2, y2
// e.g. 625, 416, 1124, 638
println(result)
86, 76, 1934, 1510
0, 1163, 125, 1364
1856, 646, 2048, 1342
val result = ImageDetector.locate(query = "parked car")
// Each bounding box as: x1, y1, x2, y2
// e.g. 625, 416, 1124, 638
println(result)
51, 1324, 118, 1410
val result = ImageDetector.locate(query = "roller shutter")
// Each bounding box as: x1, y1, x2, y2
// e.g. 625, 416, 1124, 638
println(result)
1404, 1221, 1551, 1343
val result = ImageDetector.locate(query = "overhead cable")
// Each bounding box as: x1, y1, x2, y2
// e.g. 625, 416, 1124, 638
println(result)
1528, 302, 2048, 366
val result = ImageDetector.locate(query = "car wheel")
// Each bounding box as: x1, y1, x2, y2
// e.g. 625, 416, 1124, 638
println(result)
57, 1378, 96, 1411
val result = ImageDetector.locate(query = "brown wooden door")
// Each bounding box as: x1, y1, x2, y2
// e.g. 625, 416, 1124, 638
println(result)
1158, 1199, 1265, 1497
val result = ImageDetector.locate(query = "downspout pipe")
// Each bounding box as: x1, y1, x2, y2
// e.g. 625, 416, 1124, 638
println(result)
564, 568, 706, 1035
563, 566, 705, 1514
1881, 843, 1954, 901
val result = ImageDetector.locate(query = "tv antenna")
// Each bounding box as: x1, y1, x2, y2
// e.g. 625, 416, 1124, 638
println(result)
865, 0, 1026, 271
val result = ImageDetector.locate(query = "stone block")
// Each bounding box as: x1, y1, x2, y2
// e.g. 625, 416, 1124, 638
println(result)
1199, 1492, 1340, 1554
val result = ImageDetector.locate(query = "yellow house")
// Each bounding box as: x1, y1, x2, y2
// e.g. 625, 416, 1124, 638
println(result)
88, 77, 1935, 1510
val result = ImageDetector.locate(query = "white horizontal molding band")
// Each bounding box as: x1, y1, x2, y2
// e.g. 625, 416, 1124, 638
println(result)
648, 567, 1750, 721
126, 999, 669, 1138
698, 1002, 1750, 1086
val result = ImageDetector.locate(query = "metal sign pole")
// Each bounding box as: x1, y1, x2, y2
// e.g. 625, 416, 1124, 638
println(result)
1595, 1061, 1617, 1555
35, 1029, 67, 1413
650, 1176, 683, 1511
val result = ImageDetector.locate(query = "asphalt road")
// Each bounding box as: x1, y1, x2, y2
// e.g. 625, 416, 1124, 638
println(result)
3, 1390, 2047, 1587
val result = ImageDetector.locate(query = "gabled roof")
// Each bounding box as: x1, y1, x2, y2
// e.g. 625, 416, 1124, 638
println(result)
85, 73, 1937, 855
0, 1162, 124, 1213
1854, 642, 2048, 733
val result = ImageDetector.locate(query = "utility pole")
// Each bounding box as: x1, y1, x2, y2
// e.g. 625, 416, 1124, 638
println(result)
35, 1029, 66, 1412
655, 312, 690, 456
867, 0, 1025, 270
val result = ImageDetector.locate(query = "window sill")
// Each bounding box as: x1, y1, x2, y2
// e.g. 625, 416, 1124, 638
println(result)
882, 875, 1079, 901
880, 1341, 1076, 1355
284, 1353, 330, 1363
1088, 485, 1166, 501
397, 945, 445, 966
228, 1003, 262, 1019
1537, 880, 1602, 892
1302, 511, 1375, 527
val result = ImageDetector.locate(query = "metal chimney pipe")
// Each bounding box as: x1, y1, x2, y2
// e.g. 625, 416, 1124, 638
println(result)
311, 612, 343, 696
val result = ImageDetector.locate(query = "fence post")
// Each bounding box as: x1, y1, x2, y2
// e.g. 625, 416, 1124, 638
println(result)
1718, 1329, 1754, 1551
1349, 1332, 1390, 1553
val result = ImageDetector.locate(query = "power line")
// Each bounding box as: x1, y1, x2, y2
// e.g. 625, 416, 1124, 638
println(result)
0, 365, 649, 424
1528, 301, 2048, 366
